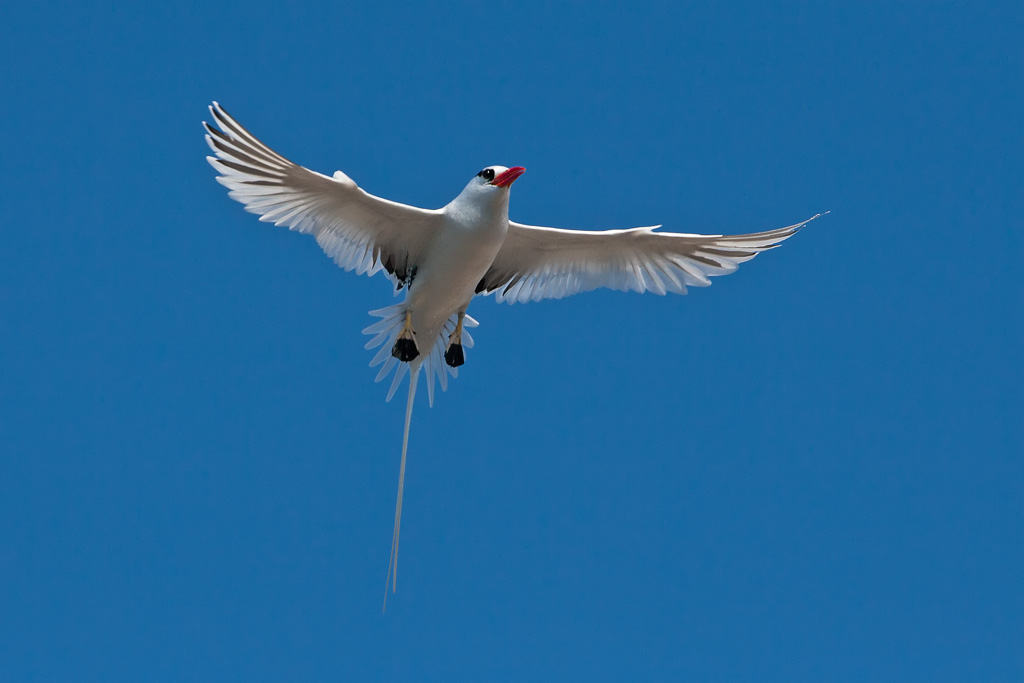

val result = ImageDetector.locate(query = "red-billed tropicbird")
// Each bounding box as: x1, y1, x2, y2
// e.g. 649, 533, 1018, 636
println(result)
203, 102, 824, 606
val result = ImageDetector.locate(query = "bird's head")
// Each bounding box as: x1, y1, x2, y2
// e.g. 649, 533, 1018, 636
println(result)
451, 165, 526, 215
459, 165, 526, 199
475, 165, 526, 189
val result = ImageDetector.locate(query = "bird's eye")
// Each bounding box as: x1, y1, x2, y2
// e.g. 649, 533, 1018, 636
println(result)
478, 168, 495, 181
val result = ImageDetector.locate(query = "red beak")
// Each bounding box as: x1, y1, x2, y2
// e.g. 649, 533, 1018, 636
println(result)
491, 166, 526, 188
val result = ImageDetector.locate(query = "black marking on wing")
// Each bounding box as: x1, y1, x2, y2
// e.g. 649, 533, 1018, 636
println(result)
384, 254, 417, 291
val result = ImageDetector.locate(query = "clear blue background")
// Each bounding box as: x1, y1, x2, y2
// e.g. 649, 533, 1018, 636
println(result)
2, 1, 1021, 680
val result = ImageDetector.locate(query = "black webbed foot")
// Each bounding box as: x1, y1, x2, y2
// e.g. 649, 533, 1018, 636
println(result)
392, 338, 419, 362
444, 343, 465, 368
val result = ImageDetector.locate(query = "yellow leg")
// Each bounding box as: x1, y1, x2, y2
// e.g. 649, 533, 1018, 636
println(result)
391, 310, 419, 362
444, 312, 466, 368
448, 312, 464, 347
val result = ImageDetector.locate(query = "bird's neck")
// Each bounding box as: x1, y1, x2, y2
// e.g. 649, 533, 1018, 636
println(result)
446, 191, 509, 228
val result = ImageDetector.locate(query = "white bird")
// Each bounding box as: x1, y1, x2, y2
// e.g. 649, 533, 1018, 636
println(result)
203, 102, 823, 607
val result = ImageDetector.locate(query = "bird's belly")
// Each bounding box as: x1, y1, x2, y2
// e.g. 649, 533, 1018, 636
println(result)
407, 230, 502, 339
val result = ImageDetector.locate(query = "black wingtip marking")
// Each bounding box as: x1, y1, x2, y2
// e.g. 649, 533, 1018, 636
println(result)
214, 157, 282, 179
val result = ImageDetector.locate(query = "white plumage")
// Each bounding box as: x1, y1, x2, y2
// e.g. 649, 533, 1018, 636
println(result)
203, 102, 823, 607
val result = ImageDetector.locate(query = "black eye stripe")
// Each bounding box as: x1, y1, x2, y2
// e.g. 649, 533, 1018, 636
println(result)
477, 168, 495, 181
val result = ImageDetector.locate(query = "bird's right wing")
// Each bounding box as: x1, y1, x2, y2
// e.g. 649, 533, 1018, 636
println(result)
204, 102, 443, 284
477, 214, 824, 304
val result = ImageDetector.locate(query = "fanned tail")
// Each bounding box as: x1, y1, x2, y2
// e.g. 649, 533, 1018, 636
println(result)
363, 302, 477, 406
383, 361, 420, 612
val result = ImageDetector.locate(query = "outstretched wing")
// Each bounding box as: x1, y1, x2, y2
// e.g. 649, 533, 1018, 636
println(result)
477, 214, 824, 304
204, 102, 443, 284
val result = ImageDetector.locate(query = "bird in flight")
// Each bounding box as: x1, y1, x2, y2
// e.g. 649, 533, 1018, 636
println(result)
203, 102, 823, 607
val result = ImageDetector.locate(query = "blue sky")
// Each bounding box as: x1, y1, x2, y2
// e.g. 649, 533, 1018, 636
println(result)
1, 1, 1021, 680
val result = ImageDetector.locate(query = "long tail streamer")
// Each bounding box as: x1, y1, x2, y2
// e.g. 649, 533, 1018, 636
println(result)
383, 361, 421, 611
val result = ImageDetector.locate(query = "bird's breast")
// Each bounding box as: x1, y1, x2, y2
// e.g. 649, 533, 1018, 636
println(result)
407, 215, 507, 331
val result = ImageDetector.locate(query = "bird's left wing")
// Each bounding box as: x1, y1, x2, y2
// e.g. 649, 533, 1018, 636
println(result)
477, 214, 824, 304
204, 102, 442, 283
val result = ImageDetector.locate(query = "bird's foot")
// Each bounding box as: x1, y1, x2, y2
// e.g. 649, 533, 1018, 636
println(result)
393, 338, 419, 362
444, 343, 464, 368
444, 313, 465, 368
391, 311, 419, 362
